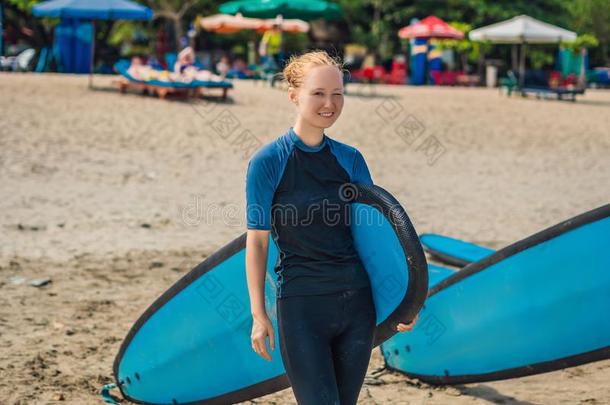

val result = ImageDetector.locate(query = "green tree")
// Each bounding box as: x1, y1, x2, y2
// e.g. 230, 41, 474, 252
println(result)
566, 0, 609, 65
6, 0, 119, 62
143, 0, 220, 52
5, 0, 50, 50
434, 22, 492, 72
337, 0, 572, 63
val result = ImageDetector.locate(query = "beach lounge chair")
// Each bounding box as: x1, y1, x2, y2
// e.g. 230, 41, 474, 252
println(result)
112, 60, 233, 100
501, 70, 585, 101
519, 85, 585, 102
499, 70, 518, 96
589, 68, 610, 88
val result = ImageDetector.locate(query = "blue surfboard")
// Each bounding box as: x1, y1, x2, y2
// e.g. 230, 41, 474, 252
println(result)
426, 263, 457, 288
107, 184, 429, 404
420, 233, 494, 267
382, 204, 610, 384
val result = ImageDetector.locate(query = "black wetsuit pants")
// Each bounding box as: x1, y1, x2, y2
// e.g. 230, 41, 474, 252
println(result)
277, 285, 377, 405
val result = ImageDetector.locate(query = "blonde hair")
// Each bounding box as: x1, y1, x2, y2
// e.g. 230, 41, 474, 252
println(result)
282, 50, 344, 89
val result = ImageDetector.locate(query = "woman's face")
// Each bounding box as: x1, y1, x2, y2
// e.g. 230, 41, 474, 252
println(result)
290, 65, 344, 130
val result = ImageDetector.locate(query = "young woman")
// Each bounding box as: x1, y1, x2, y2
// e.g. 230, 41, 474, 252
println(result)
245, 50, 419, 405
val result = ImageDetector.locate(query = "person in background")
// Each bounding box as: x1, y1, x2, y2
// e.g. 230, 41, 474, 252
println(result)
259, 23, 283, 69
127, 56, 151, 80
228, 57, 255, 79
174, 46, 196, 75
216, 55, 230, 79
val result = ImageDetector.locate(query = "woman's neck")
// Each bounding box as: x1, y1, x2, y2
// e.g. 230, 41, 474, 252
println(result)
293, 120, 325, 147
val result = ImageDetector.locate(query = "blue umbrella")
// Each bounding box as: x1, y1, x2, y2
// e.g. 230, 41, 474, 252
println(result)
33, 0, 152, 20
33, 0, 153, 87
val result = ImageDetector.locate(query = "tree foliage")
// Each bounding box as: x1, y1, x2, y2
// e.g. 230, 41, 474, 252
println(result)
565, 0, 609, 64
4, 0, 609, 65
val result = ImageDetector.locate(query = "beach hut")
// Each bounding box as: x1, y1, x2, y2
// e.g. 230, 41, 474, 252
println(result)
32, 0, 153, 88
468, 15, 577, 87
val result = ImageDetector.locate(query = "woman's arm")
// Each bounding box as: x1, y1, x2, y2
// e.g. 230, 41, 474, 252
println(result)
246, 229, 270, 316
246, 229, 275, 360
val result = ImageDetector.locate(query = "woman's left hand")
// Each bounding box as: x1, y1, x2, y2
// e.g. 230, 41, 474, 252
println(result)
396, 313, 419, 333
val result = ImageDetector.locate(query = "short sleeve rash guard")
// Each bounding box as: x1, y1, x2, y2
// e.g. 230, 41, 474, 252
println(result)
245, 127, 374, 298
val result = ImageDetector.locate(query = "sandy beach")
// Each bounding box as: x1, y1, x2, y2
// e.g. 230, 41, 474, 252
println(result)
1, 72, 609, 404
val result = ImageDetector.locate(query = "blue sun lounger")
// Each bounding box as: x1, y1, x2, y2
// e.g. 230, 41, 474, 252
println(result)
113, 60, 233, 100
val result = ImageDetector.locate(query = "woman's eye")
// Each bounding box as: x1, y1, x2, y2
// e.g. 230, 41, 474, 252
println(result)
311, 91, 343, 96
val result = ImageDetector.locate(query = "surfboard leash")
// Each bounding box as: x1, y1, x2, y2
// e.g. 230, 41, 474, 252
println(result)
100, 382, 121, 404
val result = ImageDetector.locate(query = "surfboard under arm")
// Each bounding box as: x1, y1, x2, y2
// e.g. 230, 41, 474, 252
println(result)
420, 233, 496, 267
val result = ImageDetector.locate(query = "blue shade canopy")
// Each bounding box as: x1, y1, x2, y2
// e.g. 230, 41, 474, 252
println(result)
33, 0, 153, 20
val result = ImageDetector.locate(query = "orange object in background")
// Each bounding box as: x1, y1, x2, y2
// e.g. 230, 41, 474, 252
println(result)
199, 13, 309, 34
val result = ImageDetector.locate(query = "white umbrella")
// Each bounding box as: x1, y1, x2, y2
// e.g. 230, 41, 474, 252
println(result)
469, 15, 577, 87
469, 14, 576, 43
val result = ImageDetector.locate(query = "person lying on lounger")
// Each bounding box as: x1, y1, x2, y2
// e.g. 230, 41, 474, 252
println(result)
127, 57, 175, 82
127, 56, 153, 81
174, 47, 196, 75
175, 47, 225, 82
125, 51, 225, 84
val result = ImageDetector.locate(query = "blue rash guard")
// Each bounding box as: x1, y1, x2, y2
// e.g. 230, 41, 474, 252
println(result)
245, 126, 374, 298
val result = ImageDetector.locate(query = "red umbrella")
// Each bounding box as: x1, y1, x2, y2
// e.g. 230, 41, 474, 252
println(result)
398, 16, 464, 39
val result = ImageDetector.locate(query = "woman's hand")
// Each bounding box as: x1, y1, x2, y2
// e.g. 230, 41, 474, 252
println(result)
251, 312, 275, 361
396, 313, 420, 333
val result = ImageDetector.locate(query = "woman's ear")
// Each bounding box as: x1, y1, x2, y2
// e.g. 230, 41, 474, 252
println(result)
288, 86, 299, 106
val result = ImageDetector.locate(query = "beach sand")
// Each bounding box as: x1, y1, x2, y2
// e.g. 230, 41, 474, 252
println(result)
1, 72, 609, 404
